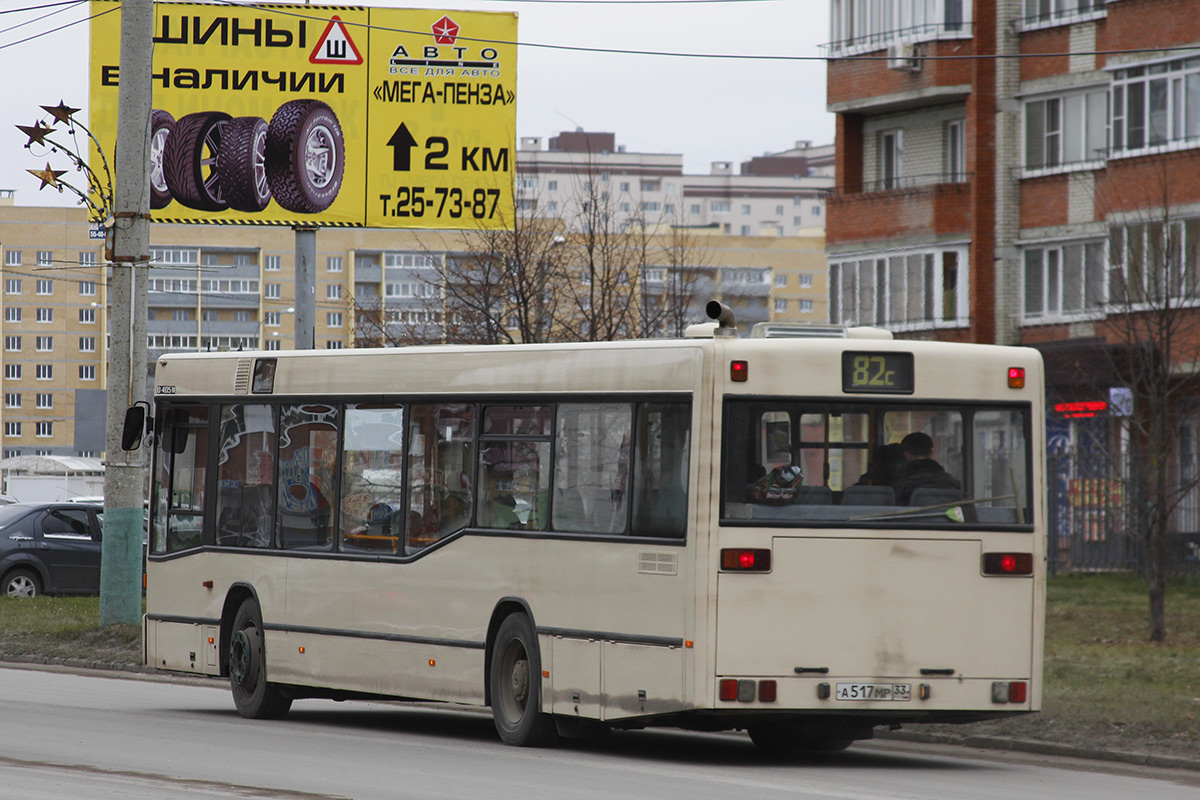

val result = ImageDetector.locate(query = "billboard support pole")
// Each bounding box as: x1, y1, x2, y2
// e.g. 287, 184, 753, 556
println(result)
294, 226, 317, 350
100, 0, 152, 626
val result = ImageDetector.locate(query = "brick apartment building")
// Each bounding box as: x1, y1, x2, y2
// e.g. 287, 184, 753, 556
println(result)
823, 0, 1200, 569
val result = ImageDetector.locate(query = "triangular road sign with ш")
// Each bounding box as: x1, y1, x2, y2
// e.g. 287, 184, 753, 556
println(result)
310, 16, 364, 65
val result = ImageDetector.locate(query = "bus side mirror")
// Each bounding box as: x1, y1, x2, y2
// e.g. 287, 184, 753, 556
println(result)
122, 402, 150, 451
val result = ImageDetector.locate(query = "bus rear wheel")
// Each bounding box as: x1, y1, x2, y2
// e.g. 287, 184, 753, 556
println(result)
229, 597, 292, 720
489, 613, 558, 747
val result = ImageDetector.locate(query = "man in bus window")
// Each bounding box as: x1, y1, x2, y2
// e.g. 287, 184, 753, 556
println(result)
894, 432, 962, 504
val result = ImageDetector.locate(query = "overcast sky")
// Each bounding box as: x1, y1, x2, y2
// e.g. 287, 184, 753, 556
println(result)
0, 0, 834, 209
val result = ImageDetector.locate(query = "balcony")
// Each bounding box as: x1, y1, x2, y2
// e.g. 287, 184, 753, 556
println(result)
828, 174, 973, 244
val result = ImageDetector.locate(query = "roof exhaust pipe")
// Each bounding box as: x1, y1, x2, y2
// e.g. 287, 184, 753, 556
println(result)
706, 300, 739, 338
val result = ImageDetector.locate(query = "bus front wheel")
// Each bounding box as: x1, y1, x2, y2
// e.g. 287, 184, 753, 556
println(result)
229, 597, 293, 720
489, 613, 559, 747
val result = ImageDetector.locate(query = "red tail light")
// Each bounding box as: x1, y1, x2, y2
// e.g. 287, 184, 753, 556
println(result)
721, 548, 771, 571
1008, 367, 1025, 388
983, 552, 1033, 575
731, 360, 749, 382
1009, 681, 1028, 703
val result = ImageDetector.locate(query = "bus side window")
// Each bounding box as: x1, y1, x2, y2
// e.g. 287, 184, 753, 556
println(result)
631, 403, 691, 538
151, 404, 209, 554
276, 404, 338, 552
214, 404, 276, 549
407, 404, 475, 551
477, 406, 550, 533
553, 404, 633, 534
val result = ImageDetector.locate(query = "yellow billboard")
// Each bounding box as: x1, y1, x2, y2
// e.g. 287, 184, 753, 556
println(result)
89, 1, 517, 228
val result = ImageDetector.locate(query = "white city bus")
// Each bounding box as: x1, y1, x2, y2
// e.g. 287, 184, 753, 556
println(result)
133, 305, 1045, 751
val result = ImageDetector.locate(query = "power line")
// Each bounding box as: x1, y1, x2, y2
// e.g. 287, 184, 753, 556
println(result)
0, 2, 113, 51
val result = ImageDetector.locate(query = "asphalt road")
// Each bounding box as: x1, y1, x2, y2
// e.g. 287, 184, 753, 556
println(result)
2, 665, 1198, 800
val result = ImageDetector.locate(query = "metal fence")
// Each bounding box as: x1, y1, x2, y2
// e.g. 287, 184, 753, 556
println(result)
1046, 442, 1200, 577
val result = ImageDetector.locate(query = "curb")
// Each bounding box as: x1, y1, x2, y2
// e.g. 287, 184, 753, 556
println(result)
879, 729, 1200, 773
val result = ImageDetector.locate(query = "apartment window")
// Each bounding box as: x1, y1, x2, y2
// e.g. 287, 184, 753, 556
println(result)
813, 205, 822, 216
1023, 241, 1106, 318
79, 280, 96, 296
619, 182, 631, 192
6, 308, 22, 323
741, 225, 752, 236
1112, 59, 1200, 154
201, 278, 259, 294
640, 180, 660, 192
173, 309, 191, 322
36, 279, 53, 295
35, 336, 52, 352
690, 204, 701, 215
36, 393, 52, 410
794, 216, 804, 226
547, 180, 558, 191
774, 299, 788, 312
798, 273, 814, 288
326, 340, 344, 349
880, 130, 903, 189
1107, 220, 1200, 307
4, 336, 20, 351
35, 365, 53, 381
774, 205, 785, 217
798, 299, 814, 313
775, 274, 787, 288
4, 394, 19, 409
4, 251, 21, 267
79, 308, 95, 323
829, 248, 968, 327
5, 422, 21, 438
1025, 90, 1108, 169
35, 421, 52, 438
79, 336, 96, 352
327, 312, 343, 327
946, 119, 966, 181
232, 254, 252, 268
80, 365, 96, 381
35, 308, 52, 323
264, 339, 281, 351
327, 285, 343, 300
263, 255, 281, 272
711, 200, 731, 213
831, 0, 972, 51
265, 311, 281, 327
4, 278, 20, 294
234, 311, 253, 323
264, 282, 281, 300
78, 252, 97, 268
150, 247, 199, 265
201, 310, 219, 323
327, 256, 343, 273
641, 201, 661, 212
1023, 0, 1108, 25
37, 251, 53, 267
384, 252, 438, 269
4, 365, 20, 380
547, 201, 558, 213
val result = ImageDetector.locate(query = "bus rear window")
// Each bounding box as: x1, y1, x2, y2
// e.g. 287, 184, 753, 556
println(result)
721, 399, 1032, 529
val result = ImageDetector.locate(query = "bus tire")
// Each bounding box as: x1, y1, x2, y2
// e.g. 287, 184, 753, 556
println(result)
489, 613, 558, 747
229, 597, 292, 720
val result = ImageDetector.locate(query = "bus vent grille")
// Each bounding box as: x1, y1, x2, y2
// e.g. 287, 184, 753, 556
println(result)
638, 552, 678, 576
233, 359, 252, 394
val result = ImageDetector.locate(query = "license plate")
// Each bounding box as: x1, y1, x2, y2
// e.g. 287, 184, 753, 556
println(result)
835, 683, 911, 701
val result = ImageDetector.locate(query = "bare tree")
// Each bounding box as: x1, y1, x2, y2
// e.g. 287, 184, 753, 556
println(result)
1092, 156, 1200, 641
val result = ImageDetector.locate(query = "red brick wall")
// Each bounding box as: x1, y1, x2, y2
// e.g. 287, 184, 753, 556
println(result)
827, 39, 975, 107
1019, 27, 1070, 82
1020, 175, 1070, 229
1095, 151, 1200, 218
1101, 0, 1200, 53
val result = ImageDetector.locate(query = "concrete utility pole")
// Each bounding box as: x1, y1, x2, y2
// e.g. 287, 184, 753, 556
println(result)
100, 0, 152, 626
294, 226, 317, 349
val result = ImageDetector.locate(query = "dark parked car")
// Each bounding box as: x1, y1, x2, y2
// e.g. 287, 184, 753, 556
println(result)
0, 502, 105, 597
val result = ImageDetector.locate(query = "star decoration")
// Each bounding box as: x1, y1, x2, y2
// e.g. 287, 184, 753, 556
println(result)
40, 101, 80, 126
431, 16, 459, 45
16, 122, 55, 147
28, 162, 67, 190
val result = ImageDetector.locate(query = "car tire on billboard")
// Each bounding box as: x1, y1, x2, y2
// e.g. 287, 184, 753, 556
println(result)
266, 99, 345, 214
149, 109, 176, 210
164, 110, 232, 212
217, 116, 273, 213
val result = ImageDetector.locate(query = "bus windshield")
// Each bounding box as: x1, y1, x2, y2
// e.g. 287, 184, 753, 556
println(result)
721, 398, 1032, 529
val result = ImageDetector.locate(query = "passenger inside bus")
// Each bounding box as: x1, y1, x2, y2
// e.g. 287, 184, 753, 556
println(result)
893, 432, 963, 505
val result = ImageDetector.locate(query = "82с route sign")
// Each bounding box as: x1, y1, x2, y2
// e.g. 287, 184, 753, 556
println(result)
89, 1, 517, 229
